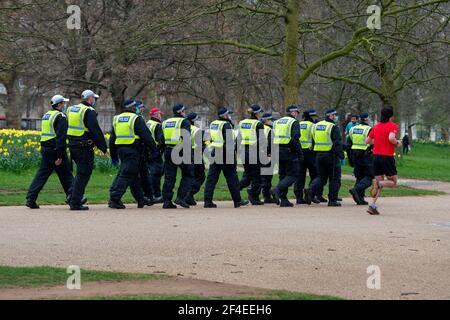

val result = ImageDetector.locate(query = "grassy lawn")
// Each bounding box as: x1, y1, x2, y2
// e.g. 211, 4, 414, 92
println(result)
343, 142, 450, 182
0, 266, 161, 289
0, 266, 341, 300
0, 169, 442, 206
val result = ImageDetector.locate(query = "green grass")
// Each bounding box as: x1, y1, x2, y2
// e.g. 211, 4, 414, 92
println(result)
0, 266, 341, 300
261, 290, 342, 300
343, 142, 450, 182
0, 266, 161, 289
89, 291, 342, 300
0, 169, 442, 206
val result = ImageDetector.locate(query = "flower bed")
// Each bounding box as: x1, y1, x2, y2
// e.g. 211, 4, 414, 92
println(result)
0, 129, 113, 172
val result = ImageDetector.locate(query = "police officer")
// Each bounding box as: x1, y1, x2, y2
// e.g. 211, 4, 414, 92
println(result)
204, 107, 249, 208
309, 109, 344, 207
161, 104, 193, 209
134, 100, 156, 203
238, 104, 265, 205
271, 105, 304, 207
146, 107, 165, 203
186, 112, 206, 206
348, 112, 373, 205
260, 113, 277, 204
108, 99, 157, 209
294, 109, 318, 205
26, 95, 75, 209
67, 90, 108, 211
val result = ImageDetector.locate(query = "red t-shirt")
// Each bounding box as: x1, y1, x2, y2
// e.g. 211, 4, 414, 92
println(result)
369, 121, 399, 156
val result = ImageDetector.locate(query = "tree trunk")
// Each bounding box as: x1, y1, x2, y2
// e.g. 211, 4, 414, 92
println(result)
442, 128, 449, 142
110, 86, 126, 115
282, 0, 300, 110
3, 72, 21, 129
380, 73, 395, 107
109, 73, 127, 115
407, 124, 415, 146
380, 71, 401, 125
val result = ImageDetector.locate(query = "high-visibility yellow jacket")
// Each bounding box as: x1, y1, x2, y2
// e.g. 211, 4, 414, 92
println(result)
209, 120, 229, 148
191, 125, 201, 149
41, 110, 63, 142
113, 112, 140, 145
162, 117, 184, 145
67, 104, 95, 137
350, 124, 371, 151
146, 119, 161, 146
238, 119, 260, 145
273, 117, 297, 145
263, 125, 271, 141
299, 120, 314, 149
313, 120, 335, 152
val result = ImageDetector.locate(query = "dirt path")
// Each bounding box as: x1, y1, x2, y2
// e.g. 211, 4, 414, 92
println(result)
0, 278, 268, 300
1, 194, 449, 300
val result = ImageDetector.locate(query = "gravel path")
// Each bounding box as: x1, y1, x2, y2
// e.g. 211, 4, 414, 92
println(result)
1, 195, 449, 300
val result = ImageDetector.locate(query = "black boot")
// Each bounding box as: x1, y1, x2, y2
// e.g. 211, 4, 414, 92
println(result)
317, 195, 328, 203
234, 200, 250, 208
328, 201, 342, 207
359, 191, 368, 205
138, 197, 153, 209
185, 194, 197, 206
303, 189, 312, 205
248, 194, 264, 206
174, 198, 190, 209
270, 188, 280, 204
312, 196, 321, 204
204, 201, 218, 208
163, 201, 177, 209
296, 197, 307, 205
264, 196, 278, 204
349, 188, 363, 205
280, 199, 294, 207
109, 199, 126, 209
26, 200, 40, 209
70, 205, 89, 211
66, 196, 87, 205
152, 196, 164, 204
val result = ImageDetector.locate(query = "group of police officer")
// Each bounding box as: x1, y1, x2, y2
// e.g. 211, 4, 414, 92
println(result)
26, 89, 375, 210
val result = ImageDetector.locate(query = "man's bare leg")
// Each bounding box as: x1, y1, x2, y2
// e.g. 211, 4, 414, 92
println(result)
380, 175, 397, 188
368, 175, 398, 215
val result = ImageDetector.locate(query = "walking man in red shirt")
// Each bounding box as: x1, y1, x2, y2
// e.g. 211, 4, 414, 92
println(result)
365, 106, 402, 215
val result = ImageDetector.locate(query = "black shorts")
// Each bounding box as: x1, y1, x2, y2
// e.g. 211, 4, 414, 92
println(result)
373, 155, 397, 177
